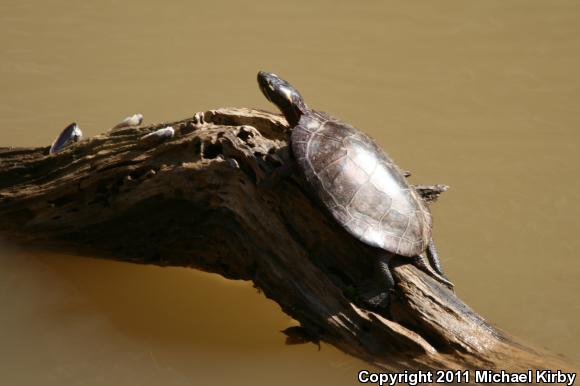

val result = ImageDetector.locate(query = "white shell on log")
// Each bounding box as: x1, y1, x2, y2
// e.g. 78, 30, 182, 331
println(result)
139, 126, 174, 144
226, 158, 240, 168
111, 113, 144, 130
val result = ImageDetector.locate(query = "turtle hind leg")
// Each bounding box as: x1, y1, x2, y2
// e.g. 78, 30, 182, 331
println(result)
426, 238, 449, 278
413, 253, 455, 290
359, 254, 395, 309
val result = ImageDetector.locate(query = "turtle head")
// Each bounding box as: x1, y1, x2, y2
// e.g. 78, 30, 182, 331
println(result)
257, 71, 308, 126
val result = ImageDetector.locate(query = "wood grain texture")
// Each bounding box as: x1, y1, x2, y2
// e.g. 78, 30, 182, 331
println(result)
0, 108, 574, 373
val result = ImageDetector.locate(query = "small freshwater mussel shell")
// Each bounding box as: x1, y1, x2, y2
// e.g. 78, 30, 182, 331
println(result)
111, 113, 144, 130
139, 126, 175, 144
50, 122, 83, 154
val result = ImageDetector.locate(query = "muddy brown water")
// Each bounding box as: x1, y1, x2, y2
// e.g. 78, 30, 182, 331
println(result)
0, 1, 579, 384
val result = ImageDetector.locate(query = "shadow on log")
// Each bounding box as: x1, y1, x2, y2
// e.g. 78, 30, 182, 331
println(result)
0, 108, 575, 373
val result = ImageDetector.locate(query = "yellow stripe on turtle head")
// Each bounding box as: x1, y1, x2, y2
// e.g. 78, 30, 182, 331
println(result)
281, 86, 293, 103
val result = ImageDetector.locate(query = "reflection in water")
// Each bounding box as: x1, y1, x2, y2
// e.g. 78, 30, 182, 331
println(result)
0, 243, 367, 386
0, 0, 579, 383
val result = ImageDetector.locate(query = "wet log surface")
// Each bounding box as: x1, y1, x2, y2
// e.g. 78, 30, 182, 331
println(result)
0, 108, 574, 373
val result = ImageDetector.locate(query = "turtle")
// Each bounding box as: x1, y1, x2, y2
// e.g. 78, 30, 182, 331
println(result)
49, 122, 83, 154
257, 71, 453, 307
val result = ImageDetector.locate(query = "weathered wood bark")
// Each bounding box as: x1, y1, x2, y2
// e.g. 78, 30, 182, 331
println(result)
0, 108, 574, 373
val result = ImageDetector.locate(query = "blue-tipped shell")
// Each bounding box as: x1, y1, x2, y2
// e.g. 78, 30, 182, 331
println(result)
49, 122, 83, 154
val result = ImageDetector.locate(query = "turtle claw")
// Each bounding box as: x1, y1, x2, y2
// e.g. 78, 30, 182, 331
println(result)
358, 255, 395, 311
359, 288, 390, 309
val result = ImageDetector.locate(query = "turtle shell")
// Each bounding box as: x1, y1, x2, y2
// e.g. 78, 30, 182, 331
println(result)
291, 111, 431, 257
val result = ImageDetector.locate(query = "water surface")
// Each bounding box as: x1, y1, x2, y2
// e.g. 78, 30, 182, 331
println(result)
0, 1, 579, 384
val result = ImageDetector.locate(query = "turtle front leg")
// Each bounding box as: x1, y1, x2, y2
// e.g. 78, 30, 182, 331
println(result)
260, 148, 296, 188
259, 161, 296, 189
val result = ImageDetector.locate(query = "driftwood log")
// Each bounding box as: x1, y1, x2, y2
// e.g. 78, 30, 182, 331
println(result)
0, 108, 574, 373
